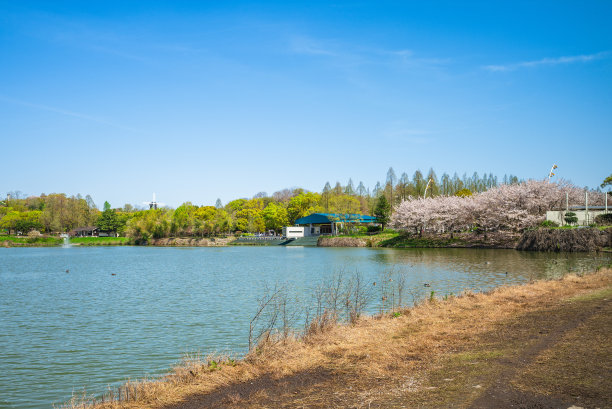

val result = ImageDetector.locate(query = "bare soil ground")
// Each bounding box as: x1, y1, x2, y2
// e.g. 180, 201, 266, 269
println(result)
86, 269, 611, 409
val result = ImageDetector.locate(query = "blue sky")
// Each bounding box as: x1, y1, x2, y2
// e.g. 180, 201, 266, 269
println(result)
1, 1, 611, 208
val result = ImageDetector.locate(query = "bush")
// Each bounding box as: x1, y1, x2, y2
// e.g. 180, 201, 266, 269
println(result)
356, 226, 367, 234
540, 220, 559, 228
367, 225, 382, 233
594, 213, 612, 226
564, 211, 578, 225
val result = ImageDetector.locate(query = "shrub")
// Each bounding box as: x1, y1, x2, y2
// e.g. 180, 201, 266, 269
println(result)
540, 220, 559, 228
455, 188, 472, 197
564, 211, 578, 225
367, 225, 381, 233
594, 213, 612, 226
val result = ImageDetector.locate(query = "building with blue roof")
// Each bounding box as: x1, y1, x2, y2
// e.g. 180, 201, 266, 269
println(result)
286, 213, 378, 237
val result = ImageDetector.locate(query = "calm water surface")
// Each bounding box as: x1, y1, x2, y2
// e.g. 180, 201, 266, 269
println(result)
0, 246, 609, 408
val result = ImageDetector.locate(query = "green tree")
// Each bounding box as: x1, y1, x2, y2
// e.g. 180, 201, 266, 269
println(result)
328, 195, 361, 214
287, 192, 322, 223
262, 202, 289, 233
413, 170, 425, 197
172, 202, 197, 236
374, 195, 391, 231
601, 174, 612, 189
97, 202, 120, 233
15, 210, 43, 233
386, 167, 397, 204
426, 168, 439, 197
0, 211, 21, 234
322, 182, 332, 211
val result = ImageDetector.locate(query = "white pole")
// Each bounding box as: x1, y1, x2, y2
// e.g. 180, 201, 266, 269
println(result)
585, 191, 588, 225
566, 192, 569, 211
424, 178, 433, 198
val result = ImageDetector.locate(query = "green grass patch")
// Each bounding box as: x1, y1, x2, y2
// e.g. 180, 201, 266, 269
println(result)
566, 286, 612, 302
69, 236, 130, 245
546, 225, 612, 231
0, 235, 62, 245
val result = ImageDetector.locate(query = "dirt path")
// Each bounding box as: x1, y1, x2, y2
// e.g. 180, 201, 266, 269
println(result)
467, 293, 610, 409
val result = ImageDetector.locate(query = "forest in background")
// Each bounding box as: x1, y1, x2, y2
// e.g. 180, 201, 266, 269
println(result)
1, 168, 607, 241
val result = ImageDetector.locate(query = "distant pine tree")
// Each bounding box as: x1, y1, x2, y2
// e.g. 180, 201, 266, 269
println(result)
374, 195, 391, 230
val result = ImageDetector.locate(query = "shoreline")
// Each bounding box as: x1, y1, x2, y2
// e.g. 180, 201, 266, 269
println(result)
3, 226, 611, 252
66, 267, 611, 409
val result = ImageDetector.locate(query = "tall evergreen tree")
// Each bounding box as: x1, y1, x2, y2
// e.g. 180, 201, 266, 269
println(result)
374, 195, 391, 230
413, 170, 425, 197
97, 201, 119, 233
322, 182, 332, 211
386, 167, 397, 204
426, 168, 439, 197
357, 181, 366, 197
345, 178, 355, 195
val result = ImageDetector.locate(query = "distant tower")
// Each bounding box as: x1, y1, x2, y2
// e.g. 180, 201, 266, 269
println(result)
143, 193, 165, 210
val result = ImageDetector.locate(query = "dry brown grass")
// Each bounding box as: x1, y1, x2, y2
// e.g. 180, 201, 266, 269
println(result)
61, 268, 612, 409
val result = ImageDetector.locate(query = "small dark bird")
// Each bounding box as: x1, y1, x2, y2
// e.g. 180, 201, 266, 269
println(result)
111, 273, 116, 276
505, 272, 508, 275
373, 282, 376, 286
65, 269, 69, 273
424, 283, 431, 287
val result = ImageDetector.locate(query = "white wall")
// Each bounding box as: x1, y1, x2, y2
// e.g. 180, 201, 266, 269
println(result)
546, 210, 608, 226
283, 226, 305, 238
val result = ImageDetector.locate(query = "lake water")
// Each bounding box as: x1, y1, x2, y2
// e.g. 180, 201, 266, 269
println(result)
0, 246, 609, 408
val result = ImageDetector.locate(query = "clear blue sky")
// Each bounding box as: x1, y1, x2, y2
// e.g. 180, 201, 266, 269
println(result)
1, 1, 611, 208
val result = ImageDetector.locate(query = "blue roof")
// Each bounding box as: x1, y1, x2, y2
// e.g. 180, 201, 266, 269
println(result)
294, 213, 377, 225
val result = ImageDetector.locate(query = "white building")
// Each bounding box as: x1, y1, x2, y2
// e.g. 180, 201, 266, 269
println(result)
282, 226, 305, 238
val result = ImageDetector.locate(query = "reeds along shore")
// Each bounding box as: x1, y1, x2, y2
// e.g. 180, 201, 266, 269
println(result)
61, 266, 612, 409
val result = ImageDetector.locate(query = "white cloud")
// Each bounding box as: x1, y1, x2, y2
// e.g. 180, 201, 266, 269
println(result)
484, 51, 610, 72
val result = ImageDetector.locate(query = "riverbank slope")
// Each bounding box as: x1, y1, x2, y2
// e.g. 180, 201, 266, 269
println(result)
76, 267, 612, 409
320, 227, 612, 251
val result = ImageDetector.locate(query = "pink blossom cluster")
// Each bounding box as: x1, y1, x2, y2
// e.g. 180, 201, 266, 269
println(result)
390, 180, 607, 233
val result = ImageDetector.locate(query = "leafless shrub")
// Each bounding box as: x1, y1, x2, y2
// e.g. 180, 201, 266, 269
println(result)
248, 283, 305, 351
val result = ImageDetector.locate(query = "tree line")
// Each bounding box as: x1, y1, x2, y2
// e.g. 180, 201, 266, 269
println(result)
0, 168, 575, 239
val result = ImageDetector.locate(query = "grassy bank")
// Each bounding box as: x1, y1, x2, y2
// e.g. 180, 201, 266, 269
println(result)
0, 235, 131, 247
323, 230, 519, 249
0, 235, 62, 246
64, 266, 612, 409
70, 237, 131, 246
